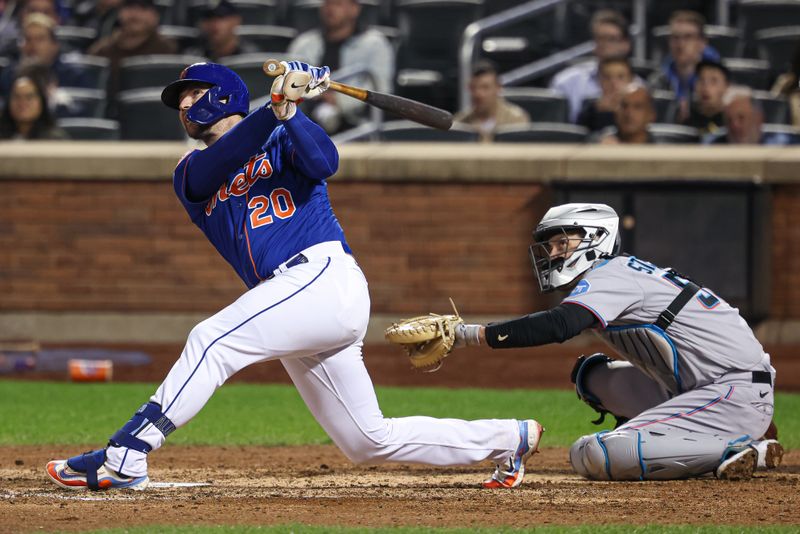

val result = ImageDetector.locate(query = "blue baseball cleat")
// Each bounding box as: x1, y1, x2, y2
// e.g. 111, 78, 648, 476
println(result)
46, 449, 149, 491
483, 419, 544, 489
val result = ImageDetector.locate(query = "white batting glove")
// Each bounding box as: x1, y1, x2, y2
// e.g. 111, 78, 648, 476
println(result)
453, 323, 482, 348
280, 60, 331, 99
270, 71, 311, 120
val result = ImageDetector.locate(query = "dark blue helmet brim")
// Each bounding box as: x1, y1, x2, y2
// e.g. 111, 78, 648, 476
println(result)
161, 79, 215, 109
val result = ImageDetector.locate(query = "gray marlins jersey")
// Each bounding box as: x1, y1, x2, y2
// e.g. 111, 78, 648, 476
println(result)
562, 256, 770, 394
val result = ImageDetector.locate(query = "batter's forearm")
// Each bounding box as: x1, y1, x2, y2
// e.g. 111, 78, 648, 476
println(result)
185, 106, 280, 201
283, 109, 339, 180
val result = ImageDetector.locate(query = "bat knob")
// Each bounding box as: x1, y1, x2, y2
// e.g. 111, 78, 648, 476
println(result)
263, 59, 284, 77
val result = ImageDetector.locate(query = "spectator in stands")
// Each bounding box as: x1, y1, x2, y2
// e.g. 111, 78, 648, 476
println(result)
185, 0, 258, 62
709, 87, 793, 145
287, 0, 394, 133
88, 0, 177, 114
598, 83, 655, 144
454, 61, 529, 142
0, 0, 62, 58
0, 14, 93, 99
771, 40, 800, 126
681, 60, 729, 135
70, 0, 123, 44
577, 57, 632, 133
549, 9, 631, 123
0, 71, 68, 139
648, 10, 719, 122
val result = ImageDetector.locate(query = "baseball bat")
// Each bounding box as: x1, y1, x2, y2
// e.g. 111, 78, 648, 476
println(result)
262, 59, 453, 131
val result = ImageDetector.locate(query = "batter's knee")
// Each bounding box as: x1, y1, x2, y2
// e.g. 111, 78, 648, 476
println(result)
570, 430, 644, 481
331, 421, 393, 465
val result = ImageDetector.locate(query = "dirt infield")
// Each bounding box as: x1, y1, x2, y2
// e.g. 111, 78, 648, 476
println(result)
2, 445, 799, 532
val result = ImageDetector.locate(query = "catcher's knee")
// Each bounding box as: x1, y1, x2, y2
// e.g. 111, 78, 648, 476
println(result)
569, 430, 644, 481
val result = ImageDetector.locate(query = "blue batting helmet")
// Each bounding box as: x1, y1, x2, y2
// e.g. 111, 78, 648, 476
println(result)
161, 62, 249, 125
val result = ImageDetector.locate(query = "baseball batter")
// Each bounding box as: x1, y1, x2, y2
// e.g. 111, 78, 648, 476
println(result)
45, 61, 542, 491
452, 203, 782, 480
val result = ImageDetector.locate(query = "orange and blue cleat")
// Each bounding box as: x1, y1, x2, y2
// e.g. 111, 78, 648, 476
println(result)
483, 419, 544, 489
46, 449, 149, 491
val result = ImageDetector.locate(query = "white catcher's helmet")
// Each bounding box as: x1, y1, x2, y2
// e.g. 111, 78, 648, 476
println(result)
530, 203, 621, 292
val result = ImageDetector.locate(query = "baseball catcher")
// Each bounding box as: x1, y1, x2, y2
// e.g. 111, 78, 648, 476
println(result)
388, 203, 782, 481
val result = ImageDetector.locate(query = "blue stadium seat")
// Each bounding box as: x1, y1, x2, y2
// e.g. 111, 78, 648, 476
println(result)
57, 118, 120, 140
235, 25, 297, 52
648, 123, 700, 144
119, 55, 207, 92
494, 123, 588, 143
117, 88, 186, 140
502, 87, 569, 123
380, 120, 479, 141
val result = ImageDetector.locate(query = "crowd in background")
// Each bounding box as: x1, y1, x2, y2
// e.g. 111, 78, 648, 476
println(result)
0, 0, 799, 144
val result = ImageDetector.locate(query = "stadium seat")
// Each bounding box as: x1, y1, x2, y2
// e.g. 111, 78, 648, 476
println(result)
380, 120, 479, 141
395, 0, 482, 73
755, 26, 800, 77
117, 88, 186, 140
494, 123, 589, 143
187, 0, 278, 26
650, 25, 742, 63
502, 88, 569, 123
648, 123, 700, 144
220, 53, 311, 100
723, 58, 773, 90
395, 69, 451, 114
762, 123, 800, 143
652, 89, 677, 123
57, 118, 121, 140
288, 0, 381, 33
629, 58, 658, 81
55, 26, 97, 54
119, 55, 207, 92
56, 88, 107, 118
235, 25, 297, 52
60, 55, 110, 90
753, 90, 791, 124
737, 0, 800, 50
159, 25, 202, 53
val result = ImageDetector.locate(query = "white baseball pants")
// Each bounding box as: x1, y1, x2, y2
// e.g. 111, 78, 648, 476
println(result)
106, 242, 520, 477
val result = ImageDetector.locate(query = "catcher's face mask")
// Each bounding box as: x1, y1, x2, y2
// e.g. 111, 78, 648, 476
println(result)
530, 226, 607, 292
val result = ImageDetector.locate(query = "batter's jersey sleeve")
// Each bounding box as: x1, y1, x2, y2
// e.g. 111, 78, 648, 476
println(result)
561, 258, 644, 328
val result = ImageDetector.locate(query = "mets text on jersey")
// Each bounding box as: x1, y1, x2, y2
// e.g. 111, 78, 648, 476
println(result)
205, 152, 274, 216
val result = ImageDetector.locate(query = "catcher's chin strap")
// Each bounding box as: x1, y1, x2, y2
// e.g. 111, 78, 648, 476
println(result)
570, 354, 629, 428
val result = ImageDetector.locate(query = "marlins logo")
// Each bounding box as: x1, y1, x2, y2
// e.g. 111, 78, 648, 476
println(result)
569, 279, 591, 297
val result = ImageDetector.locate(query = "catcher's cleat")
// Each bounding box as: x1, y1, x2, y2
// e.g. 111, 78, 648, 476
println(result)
46, 449, 149, 491
754, 439, 784, 469
483, 419, 544, 489
716, 446, 757, 481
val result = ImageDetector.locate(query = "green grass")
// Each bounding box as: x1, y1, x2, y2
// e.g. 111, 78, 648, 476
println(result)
0, 381, 797, 449
74, 525, 800, 534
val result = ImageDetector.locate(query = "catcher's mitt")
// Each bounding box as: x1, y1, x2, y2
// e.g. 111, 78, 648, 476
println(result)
384, 300, 462, 371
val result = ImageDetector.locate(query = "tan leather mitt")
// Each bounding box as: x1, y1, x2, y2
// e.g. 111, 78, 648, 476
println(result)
385, 304, 463, 371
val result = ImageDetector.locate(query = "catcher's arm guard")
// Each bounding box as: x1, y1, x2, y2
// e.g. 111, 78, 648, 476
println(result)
384, 300, 463, 372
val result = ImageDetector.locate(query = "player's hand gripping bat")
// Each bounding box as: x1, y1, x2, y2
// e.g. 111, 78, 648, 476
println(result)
262, 59, 453, 131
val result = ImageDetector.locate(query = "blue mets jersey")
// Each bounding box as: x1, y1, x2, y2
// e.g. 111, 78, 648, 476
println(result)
173, 108, 351, 288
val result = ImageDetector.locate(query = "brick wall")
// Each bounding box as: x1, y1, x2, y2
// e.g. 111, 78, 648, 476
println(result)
0, 179, 551, 315
771, 184, 800, 318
